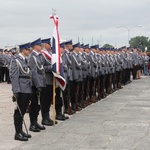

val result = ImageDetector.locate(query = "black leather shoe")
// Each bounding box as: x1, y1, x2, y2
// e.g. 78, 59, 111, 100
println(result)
14, 133, 28, 141
29, 124, 40, 132
64, 108, 76, 115
42, 119, 53, 126
56, 114, 66, 121
70, 109, 76, 114
77, 106, 82, 111
72, 105, 78, 112
48, 118, 58, 124
21, 131, 31, 138
105, 93, 109, 96
63, 114, 69, 120
118, 86, 123, 89
36, 123, 46, 130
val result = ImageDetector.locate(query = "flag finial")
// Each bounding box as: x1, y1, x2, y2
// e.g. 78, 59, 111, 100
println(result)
52, 8, 57, 16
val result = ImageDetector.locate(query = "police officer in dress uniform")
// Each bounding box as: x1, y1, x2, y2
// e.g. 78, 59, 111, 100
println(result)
62, 40, 75, 115
11, 47, 17, 56
5, 49, 12, 84
120, 47, 128, 84
28, 38, 46, 132
115, 49, 123, 89
110, 48, 117, 91
95, 47, 102, 100
1, 49, 7, 82
99, 48, 107, 98
9, 43, 32, 141
55, 42, 69, 120
40, 38, 57, 125
71, 43, 82, 112
106, 48, 113, 94
0, 49, 5, 83
128, 49, 133, 83
123, 48, 130, 84
78, 44, 87, 108
83, 44, 91, 105
79, 44, 90, 106
89, 45, 98, 103
104, 49, 112, 94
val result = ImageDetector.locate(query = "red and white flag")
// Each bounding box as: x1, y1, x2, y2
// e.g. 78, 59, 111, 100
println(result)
50, 15, 66, 91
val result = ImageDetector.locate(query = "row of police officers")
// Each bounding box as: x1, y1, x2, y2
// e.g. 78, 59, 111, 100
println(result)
0, 38, 145, 141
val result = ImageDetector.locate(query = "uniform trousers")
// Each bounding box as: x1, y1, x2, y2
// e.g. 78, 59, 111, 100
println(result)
83, 77, 89, 102
100, 75, 105, 95
55, 87, 63, 115
29, 86, 43, 124
14, 93, 30, 133
63, 84, 69, 110
0, 67, 2, 82
40, 85, 53, 117
132, 65, 138, 79
105, 74, 110, 93
1, 67, 6, 82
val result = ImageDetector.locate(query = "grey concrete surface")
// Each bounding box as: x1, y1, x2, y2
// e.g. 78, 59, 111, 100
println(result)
1, 76, 150, 150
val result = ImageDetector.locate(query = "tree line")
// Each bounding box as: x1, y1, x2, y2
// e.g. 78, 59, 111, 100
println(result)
102, 36, 150, 52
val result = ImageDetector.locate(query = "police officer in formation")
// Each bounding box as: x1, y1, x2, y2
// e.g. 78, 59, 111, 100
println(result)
0, 49, 7, 82
28, 38, 46, 132
0, 49, 5, 82
9, 43, 32, 141
40, 38, 54, 126
62, 40, 75, 115
55, 43, 69, 120
7, 38, 146, 141
71, 43, 82, 111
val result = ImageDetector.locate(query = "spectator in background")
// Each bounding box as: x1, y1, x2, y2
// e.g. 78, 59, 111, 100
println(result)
143, 53, 149, 76
148, 57, 150, 75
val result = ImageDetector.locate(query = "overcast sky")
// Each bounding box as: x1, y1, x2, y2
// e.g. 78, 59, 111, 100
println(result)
0, 0, 149, 48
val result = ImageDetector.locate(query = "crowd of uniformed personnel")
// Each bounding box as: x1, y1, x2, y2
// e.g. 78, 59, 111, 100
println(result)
0, 38, 149, 141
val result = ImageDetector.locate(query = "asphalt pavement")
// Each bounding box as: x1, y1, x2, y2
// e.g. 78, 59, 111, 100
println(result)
0, 76, 150, 150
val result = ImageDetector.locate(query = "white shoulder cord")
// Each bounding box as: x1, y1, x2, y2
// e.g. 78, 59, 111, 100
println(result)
80, 54, 87, 64
109, 55, 114, 63
98, 55, 101, 64
33, 56, 44, 70
101, 56, 105, 66
66, 53, 72, 64
15, 59, 30, 74
72, 54, 81, 67
90, 54, 97, 64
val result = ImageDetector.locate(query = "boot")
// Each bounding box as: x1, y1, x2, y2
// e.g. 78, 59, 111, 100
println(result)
42, 113, 53, 126
36, 122, 45, 130
14, 125, 28, 141
20, 125, 31, 138
14, 133, 28, 141
29, 118, 41, 132
56, 111, 65, 121
42, 112, 57, 125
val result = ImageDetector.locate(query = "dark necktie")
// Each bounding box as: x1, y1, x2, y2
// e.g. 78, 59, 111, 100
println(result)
25, 58, 28, 64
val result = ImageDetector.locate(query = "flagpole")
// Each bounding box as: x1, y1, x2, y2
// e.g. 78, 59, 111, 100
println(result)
53, 76, 56, 125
